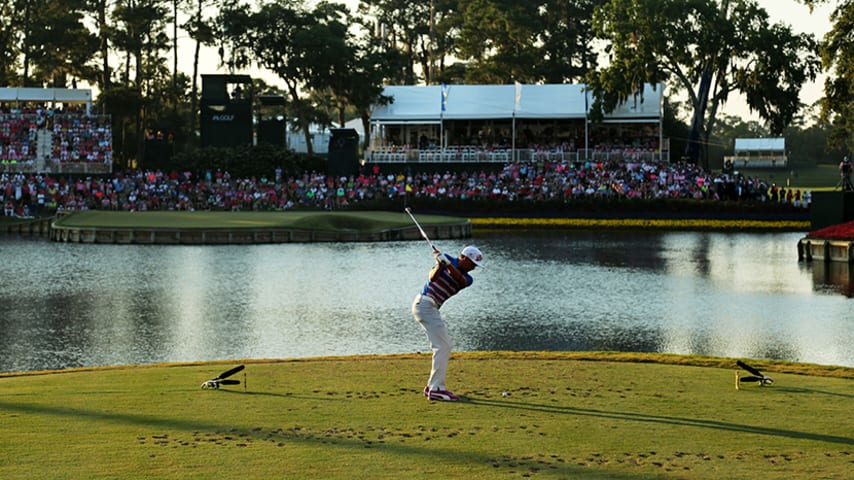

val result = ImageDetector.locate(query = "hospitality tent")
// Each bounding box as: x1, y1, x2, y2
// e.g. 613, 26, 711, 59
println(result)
726, 137, 787, 168
369, 83, 665, 162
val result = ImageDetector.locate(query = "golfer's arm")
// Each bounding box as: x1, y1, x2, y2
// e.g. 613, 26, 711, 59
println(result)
428, 264, 442, 281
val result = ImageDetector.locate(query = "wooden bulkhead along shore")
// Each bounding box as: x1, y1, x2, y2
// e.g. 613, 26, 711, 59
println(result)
1, 217, 54, 236
47, 221, 472, 245
798, 237, 854, 264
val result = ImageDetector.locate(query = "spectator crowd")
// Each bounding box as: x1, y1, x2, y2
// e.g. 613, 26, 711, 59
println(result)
0, 107, 112, 168
51, 114, 113, 165
1, 106, 809, 219
2, 159, 810, 218
0, 113, 39, 166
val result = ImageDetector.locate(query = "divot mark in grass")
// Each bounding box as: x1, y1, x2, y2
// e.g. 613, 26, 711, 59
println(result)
486, 454, 568, 477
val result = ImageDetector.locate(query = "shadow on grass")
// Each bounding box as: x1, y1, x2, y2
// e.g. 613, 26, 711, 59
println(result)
772, 386, 854, 399
0, 398, 637, 480
462, 398, 853, 446
218, 389, 348, 402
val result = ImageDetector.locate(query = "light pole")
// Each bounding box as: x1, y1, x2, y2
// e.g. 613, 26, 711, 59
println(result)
429, 0, 435, 84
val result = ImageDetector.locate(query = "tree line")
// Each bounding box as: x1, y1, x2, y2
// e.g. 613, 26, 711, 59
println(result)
0, 0, 849, 171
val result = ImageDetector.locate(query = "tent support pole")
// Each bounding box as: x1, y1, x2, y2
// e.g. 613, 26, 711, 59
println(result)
512, 114, 516, 163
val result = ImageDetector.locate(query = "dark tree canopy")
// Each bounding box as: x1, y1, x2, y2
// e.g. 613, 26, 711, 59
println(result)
801, 0, 853, 152
0, 0, 837, 166
586, 0, 820, 167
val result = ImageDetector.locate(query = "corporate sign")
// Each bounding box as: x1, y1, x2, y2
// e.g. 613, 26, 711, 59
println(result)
201, 104, 252, 148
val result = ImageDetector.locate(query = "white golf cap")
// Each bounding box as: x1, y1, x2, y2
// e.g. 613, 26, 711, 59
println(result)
460, 245, 484, 267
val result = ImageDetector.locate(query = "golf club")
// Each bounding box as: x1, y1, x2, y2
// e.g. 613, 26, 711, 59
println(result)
404, 207, 438, 252
736, 360, 773, 386
201, 364, 246, 389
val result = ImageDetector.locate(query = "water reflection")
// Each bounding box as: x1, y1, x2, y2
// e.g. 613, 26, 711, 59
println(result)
0, 230, 851, 372
810, 261, 854, 297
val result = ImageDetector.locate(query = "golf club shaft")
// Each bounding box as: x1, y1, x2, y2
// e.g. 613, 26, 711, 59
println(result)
736, 361, 763, 378
215, 365, 245, 380
405, 208, 438, 252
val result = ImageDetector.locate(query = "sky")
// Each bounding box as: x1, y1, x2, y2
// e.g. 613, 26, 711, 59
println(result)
191, 0, 836, 123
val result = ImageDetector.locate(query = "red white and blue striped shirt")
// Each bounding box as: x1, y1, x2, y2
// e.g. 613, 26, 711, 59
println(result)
421, 254, 473, 307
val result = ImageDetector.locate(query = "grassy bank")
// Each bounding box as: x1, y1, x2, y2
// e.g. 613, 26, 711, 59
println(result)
1, 352, 851, 480
737, 164, 841, 190
51, 210, 467, 232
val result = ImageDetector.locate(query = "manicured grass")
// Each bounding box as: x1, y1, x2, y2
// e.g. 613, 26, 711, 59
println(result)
48, 210, 813, 233
1, 352, 851, 480
737, 164, 842, 190
52, 210, 466, 232
0, 215, 37, 226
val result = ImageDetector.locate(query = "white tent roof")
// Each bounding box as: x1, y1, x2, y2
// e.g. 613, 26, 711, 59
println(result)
370, 83, 663, 122
514, 84, 588, 119
734, 138, 785, 152
0, 87, 92, 104
602, 83, 665, 122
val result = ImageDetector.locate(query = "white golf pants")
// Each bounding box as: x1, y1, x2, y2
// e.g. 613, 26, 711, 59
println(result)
412, 294, 452, 391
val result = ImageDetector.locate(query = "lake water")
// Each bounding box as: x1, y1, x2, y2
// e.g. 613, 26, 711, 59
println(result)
0, 230, 851, 373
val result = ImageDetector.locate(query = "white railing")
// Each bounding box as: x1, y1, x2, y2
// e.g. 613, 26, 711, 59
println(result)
367, 146, 669, 164
723, 155, 788, 168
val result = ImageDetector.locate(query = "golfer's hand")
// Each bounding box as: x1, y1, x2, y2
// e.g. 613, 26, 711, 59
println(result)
435, 251, 451, 266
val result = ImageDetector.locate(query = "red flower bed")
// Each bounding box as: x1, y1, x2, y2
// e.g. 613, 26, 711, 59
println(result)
807, 219, 854, 240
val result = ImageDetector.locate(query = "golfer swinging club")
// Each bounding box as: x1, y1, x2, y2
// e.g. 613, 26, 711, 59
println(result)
413, 245, 484, 401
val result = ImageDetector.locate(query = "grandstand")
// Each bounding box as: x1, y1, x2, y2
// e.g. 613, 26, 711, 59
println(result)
0, 87, 111, 175
367, 83, 668, 167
